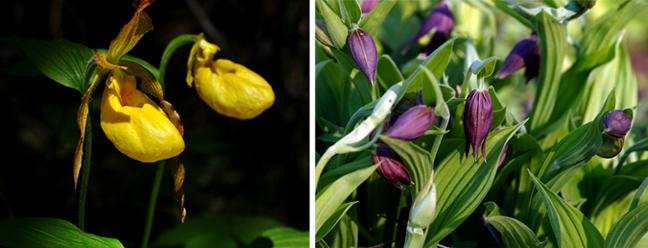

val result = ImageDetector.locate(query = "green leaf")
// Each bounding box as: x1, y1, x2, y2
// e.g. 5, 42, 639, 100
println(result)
424, 121, 526, 246
1, 36, 93, 93
0, 217, 123, 248
315, 202, 357, 241
630, 177, 648, 211
469, 56, 498, 79
259, 227, 309, 248
485, 202, 547, 248
376, 55, 404, 91
527, 10, 568, 136
359, 0, 397, 37
404, 38, 455, 94
325, 214, 357, 248
491, 0, 533, 29
341, 0, 362, 26
315, 163, 379, 234
579, 0, 648, 58
528, 171, 604, 248
538, 89, 615, 183
380, 136, 432, 198
604, 202, 648, 248
422, 67, 450, 118
331, 49, 373, 104
316, 59, 349, 128
316, 0, 349, 49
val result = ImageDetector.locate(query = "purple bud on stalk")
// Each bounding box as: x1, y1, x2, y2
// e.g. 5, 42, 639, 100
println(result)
602, 110, 632, 138
403, 1, 454, 55
463, 89, 493, 162
361, 0, 379, 14
348, 28, 378, 84
371, 144, 413, 190
495, 32, 541, 82
386, 105, 435, 141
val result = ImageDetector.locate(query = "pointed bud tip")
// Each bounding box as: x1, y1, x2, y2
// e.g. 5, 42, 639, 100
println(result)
463, 89, 493, 162
348, 28, 378, 84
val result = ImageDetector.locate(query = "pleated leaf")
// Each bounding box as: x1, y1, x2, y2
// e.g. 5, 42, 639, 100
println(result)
529, 171, 604, 248
424, 121, 526, 246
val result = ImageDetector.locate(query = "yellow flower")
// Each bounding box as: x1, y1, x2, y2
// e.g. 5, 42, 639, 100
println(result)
100, 69, 184, 162
188, 35, 274, 120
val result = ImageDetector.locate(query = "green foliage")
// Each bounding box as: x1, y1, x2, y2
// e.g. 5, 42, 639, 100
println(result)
1, 36, 93, 93
0, 218, 123, 248
316, 0, 648, 247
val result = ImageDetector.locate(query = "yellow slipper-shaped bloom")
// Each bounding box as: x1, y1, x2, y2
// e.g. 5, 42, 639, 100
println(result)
192, 39, 275, 120
100, 69, 184, 162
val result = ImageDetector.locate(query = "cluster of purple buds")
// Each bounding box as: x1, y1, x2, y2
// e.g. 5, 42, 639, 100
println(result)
463, 88, 493, 162
402, 0, 454, 55
371, 101, 435, 189
495, 32, 541, 82
597, 109, 633, 158
348, 28, 378, 84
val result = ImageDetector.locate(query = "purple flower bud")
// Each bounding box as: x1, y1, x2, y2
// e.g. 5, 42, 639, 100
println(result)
463, 89, 493, 162
403, 1, 454, 55
348, 28, 378, 84
603, 110, 632, 138
371, 144, 412, 190
386, 105, 435, 141
495, 32, 541, 82
361, 0, 379, 14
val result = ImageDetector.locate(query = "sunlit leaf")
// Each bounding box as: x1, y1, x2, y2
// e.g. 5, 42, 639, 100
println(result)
0, 218, 123, 248
529, 171, 604, 248
424, 121, 526, 246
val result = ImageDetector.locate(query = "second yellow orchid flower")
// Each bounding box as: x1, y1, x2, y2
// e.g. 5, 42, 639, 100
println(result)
187, 35, 275, 120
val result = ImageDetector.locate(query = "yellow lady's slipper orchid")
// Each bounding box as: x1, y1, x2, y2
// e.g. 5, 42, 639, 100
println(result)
100, 69, 184, 162
189, 37, 274, 120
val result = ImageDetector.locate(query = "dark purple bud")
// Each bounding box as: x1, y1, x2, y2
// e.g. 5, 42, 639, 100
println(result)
463, 89, 493, 162
603, 110, 632, 138
386, 105, 435, 141
348, 28, 378, 84
403, 1, 454, 55
495, 32, 541, 82
371, 144, 412, 190
361, 0, 379, 14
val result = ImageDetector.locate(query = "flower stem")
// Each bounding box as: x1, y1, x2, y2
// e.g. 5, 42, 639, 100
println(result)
141, 160, 166, 248
78, 115, 92, 231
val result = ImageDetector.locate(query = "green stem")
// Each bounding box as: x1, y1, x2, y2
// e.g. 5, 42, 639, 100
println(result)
141, 160, 166, 248
159, 34, 196, 86
78, 115, 92, 231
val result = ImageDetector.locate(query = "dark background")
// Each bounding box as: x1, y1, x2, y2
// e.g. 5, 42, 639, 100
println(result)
0, 0, 309, 247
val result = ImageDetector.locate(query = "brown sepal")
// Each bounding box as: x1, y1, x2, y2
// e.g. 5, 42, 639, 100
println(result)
73, 69, 109, 188
170, 157, 186, 223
